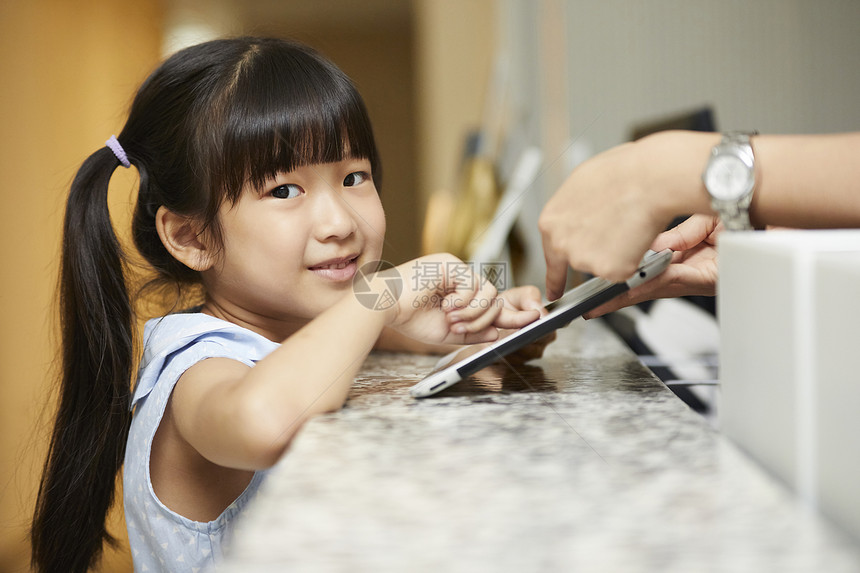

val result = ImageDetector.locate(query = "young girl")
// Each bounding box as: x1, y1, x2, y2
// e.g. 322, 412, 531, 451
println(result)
31, 37, 544, 573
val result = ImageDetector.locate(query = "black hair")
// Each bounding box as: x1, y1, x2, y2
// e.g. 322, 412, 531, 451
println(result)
31, 37, 380, 573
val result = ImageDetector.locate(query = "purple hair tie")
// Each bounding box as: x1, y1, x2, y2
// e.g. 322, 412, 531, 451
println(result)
106, 135, 131, 168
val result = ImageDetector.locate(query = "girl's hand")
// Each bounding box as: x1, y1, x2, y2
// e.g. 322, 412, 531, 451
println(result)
373, 285, 546, 355
583, 214, 721, 318
495, 286, 555, 364
494, 285, 545, 317
382, 254, 541, 345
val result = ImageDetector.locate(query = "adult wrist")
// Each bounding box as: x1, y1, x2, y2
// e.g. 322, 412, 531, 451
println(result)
639, 130, 721, 223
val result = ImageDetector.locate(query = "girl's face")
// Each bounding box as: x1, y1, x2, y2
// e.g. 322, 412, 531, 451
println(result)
201, 158, 386, 339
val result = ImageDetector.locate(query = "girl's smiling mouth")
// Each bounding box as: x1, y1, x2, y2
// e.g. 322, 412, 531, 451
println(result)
308, 254, 359, 282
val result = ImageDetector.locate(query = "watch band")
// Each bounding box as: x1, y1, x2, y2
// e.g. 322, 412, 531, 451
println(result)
707, 131, 757, 231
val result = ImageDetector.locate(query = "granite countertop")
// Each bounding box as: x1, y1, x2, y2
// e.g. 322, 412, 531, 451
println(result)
221, 319, 860, 572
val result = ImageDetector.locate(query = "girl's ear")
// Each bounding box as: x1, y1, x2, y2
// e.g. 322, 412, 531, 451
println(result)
155, 206, 215, 271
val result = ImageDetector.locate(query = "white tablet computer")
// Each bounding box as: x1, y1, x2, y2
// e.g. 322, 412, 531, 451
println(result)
409, 249, 673, 398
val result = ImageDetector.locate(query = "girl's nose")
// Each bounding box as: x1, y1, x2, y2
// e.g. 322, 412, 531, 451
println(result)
313, 189, 358, 241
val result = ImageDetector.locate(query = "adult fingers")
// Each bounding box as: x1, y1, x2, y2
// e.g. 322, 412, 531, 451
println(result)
544, 249, 570, 302
651, 214, 720, 252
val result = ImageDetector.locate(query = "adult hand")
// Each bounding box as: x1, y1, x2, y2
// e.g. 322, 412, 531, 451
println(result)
583, 214, 721, 318
539, 142, 669, 300
539, 131, 719, 300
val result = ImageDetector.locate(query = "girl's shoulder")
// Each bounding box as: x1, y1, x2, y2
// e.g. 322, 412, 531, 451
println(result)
132, 311, 279, 408
141, 310, 276, 358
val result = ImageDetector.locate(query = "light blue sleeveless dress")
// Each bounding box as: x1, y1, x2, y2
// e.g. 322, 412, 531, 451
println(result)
123, 312, 279, 572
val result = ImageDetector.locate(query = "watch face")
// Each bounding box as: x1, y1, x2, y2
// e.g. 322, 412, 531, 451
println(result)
704, 154, 753, 200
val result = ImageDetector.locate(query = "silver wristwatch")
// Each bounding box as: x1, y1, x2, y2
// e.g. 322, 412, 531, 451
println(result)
702, 131, 757, 230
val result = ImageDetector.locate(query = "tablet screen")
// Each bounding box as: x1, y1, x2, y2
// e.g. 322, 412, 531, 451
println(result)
409, 249, 672, 398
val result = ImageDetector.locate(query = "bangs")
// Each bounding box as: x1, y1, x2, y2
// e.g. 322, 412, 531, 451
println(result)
201, 41, 381, 202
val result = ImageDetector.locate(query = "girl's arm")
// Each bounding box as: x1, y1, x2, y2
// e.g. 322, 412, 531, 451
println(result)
374, 285, 546, 354
169, 254, 542, 470
170, 290, 390, 470
374, 326, 458, 354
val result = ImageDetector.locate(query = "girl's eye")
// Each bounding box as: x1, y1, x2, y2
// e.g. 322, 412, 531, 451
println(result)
343, 171, 370, 187
270, 184, 303, 199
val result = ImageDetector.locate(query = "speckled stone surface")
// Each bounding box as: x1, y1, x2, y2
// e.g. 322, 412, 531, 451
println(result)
221, 320, 860, 572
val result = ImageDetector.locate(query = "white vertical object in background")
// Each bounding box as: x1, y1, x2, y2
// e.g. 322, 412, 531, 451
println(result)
500, 0, 572, 290
813, 253, 860, 542
720, 233, 803, 493
162, 0, 241, 57
719, 230, 860, 541
469, 147, 543, 284
793, 247, 817, 506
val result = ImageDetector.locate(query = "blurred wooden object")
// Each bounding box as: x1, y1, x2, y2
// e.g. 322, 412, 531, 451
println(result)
445, 138, 500, 259
421, 189, 455, 255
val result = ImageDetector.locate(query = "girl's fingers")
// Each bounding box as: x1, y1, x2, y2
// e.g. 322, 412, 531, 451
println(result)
446, 280, 503, 334
494, 307, 541, 330
451, 303, 503, 335
499, 286, 544, 313
439, 261, 483, 312
444, 275, 498, 321
455, 326, 501, 345
492, 286, 544, 329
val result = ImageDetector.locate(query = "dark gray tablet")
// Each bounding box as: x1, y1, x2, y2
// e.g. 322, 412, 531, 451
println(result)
409, 249, 673, 398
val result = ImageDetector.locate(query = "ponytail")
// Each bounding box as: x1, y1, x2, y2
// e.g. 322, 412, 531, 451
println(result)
32, 147, 135, 573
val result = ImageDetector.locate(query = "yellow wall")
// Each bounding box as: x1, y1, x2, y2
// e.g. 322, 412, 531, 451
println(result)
413, 0, 496, 205
0, 1, 495, 570
0, 1, 163, 570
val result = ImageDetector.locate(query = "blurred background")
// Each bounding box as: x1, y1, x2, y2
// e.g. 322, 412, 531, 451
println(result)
2, 0, 858, 570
